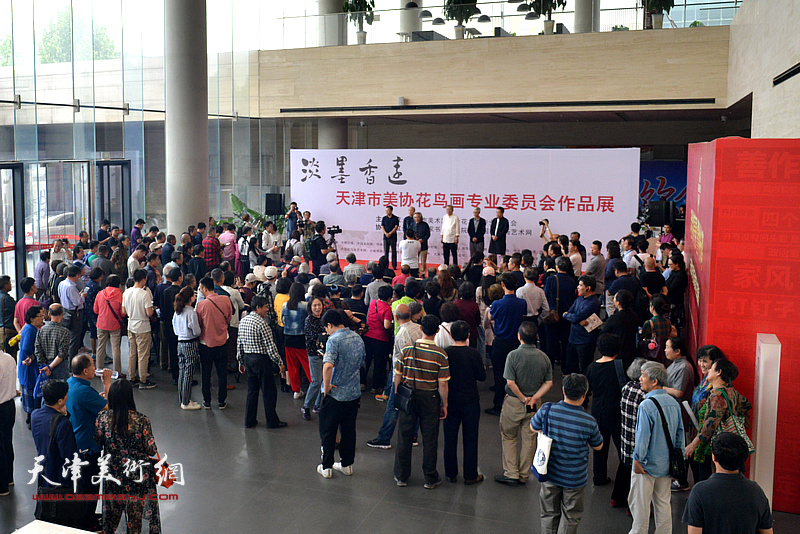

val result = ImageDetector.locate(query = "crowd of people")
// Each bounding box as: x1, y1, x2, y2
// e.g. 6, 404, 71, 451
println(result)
0, 209, 774, 534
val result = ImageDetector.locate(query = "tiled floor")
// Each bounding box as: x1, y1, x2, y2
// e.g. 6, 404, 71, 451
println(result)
2, 349, 798, 533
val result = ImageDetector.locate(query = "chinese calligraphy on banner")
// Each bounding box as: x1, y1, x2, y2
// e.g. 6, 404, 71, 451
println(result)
291, 149, 640, 264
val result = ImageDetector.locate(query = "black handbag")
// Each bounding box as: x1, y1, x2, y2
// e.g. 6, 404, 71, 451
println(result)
34, 413, 85, 527
650, 397, 687, 480
395, 340, 420, 413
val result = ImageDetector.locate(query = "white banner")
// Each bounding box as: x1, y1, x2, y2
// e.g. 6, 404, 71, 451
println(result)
290, 148, 639, 265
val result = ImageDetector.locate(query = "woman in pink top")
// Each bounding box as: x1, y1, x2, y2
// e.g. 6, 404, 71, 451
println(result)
93, 274, 125, 377
362, 284, 394, 393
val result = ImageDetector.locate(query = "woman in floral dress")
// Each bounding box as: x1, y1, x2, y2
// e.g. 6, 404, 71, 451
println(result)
94, 380, 162, 534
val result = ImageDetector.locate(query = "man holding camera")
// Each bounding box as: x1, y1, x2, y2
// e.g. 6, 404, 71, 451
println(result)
309, 221, 334, 276
285, 202, 300, 238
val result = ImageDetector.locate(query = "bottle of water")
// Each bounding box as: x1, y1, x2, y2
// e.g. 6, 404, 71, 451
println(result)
94, 369, 119, 379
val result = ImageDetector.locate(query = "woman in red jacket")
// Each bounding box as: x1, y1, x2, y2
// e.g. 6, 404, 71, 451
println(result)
93, 274, 125, 378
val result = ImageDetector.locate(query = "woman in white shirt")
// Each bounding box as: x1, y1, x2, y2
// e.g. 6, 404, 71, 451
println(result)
237, 227, 252, 278
434, 302, 461, 350
172, 286, 202, 410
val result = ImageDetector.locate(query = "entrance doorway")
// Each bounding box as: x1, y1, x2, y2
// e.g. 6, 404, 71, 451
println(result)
94, 160, 132, 236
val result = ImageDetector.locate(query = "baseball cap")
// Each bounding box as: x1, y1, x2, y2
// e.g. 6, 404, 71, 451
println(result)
149, 241, 162, 252
482, 266, 496, 277
292, 256, 302, 263
245, 273, 257, 284
265, 266, 278, 280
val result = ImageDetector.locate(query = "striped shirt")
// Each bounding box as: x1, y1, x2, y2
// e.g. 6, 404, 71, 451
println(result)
531, 401, 603, 489
620, 381, 646, 465
395, 339, 450, 391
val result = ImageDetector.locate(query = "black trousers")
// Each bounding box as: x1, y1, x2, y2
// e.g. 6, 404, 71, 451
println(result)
0, 399, 14, 492
490, 338, 520, 410
319, 395, 360, 469
565, 341, 597, 375
166, 326, 179, 382
63, 309, 84, 358
442, 242, 458, 266
383, 236, 397, 268
593, 420, 622, 484
199, 344, 227, 405
443, 399, 480, 481
394, 389, 441, 484
244, 353, 280, 427
544, 320, 570, 366
362, 336, 391, 391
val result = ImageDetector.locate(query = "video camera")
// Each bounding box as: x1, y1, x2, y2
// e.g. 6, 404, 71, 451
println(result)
328, 225, 342, 236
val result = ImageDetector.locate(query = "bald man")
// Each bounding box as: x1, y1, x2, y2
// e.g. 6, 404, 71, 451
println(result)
641, 257, 667, 299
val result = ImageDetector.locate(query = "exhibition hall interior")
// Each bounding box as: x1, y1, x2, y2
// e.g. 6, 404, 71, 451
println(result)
0, 0, 798, 532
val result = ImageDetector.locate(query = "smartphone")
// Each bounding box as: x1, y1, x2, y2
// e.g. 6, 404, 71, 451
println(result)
526, 404, 535, 414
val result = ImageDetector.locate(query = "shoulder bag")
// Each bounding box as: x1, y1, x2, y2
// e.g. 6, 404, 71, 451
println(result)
715, 388, 755, 455
106, 295, 127, 336
541, 275, 560, 324
532, 402, 554, 482
650, 397, 688, 479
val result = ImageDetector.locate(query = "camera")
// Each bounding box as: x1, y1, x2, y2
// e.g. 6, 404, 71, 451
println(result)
328, 225, 342, 236
539, 219, 549, 226
297, 220, 307, 229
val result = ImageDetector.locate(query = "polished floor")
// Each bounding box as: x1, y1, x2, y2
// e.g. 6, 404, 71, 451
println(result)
2, 346, 798, 533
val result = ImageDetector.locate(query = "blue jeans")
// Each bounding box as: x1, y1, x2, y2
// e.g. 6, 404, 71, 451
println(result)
304, 355, 323, 410
376, 373, 399, 443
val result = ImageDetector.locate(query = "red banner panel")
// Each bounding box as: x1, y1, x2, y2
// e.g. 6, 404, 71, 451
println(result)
686, 138, 800, 513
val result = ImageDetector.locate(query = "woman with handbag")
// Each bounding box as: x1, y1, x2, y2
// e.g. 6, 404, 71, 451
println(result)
282, 282, 311, 399
302, 297, 327, 420
362, 285, 394, 394
94, 380, 162, 534
172, 286, 202, 410
687, 345, 727, 484
638, 296, 674, 363
684, 358, 753, 473
94, 274, 125, 378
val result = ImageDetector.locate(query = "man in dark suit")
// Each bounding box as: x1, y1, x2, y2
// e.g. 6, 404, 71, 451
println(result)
489, 207, 509, 256
468, 207, 486, 257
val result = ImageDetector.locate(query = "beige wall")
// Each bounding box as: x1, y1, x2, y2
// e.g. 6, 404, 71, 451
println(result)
260, 26, 730, 119
728, 0, 800, 138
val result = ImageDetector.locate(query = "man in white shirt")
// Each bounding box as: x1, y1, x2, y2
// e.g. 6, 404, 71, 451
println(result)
127, 244, 147, 280
398, 229, 422, 277
441, 205, 461, 266
0, 349, 17, 496
122, 269, 155, 389
516, 268, 549, 320
262, 221, 283, 265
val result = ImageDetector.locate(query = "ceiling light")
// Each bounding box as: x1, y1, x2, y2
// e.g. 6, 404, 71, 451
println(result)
478, 14, 491, 23
432, 17, 445, 25
404, 2, 419, 8
517, 3, 531, 12
419, 9, 432, 18
525, 11, 540, 20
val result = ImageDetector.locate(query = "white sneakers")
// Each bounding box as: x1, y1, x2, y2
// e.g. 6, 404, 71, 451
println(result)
317, 465, 332, 478
293, 390, 305, 400
181, 401, 202, 411
317, 463, 354, 478
333, 462, 353, 476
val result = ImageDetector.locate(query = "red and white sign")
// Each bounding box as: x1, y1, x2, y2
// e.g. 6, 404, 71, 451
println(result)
290, 149, 639, 263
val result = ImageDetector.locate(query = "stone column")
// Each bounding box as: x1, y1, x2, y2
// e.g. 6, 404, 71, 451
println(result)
399, 0, 422, 38
319, 0, 347, 47
574, 0, 594, 33
318, 118, 348, 150
164, 0, 209, 237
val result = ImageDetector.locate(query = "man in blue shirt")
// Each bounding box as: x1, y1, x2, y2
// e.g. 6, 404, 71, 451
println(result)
485, 273, 527, 416
629, 361, 684, 534
31, 380, 77, 488
531, 374, 603, 534
563, 275, 601, 375
318, 309, 366, 479
66, 354, 112, 514
58, 265, 87, 358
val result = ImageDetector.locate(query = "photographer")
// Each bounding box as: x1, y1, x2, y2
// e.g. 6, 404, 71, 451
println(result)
285, 202, 300, 238
310, 221, 334, 276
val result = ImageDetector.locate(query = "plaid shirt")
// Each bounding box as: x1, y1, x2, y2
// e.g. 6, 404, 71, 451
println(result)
642, 314, 671, 340
203, 236, 221, 270
620, 380, 645, 465
236, 311, 281, 368
34, 320, 71, 374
